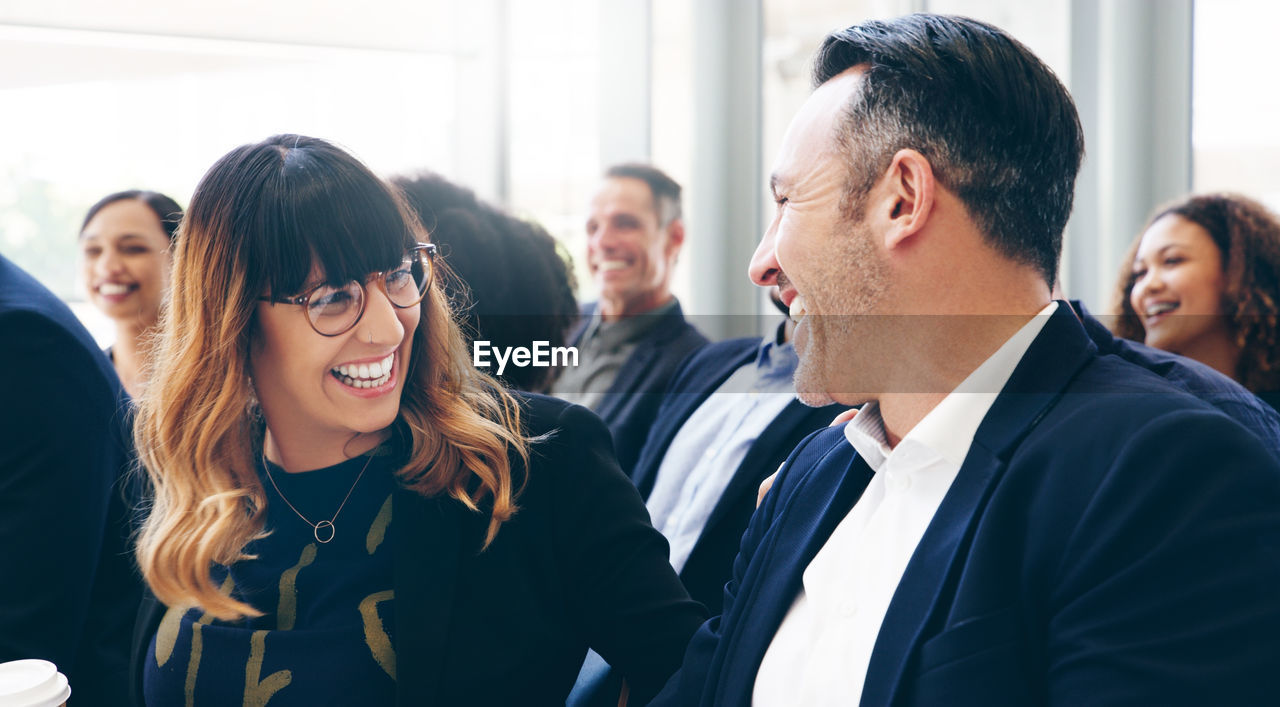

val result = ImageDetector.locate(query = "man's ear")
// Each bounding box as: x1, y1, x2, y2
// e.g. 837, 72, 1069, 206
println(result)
880, 149, 936, 251
665, 218, 686, 258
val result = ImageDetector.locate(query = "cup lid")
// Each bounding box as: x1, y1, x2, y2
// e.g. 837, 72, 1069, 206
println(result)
0, 660, 71, 707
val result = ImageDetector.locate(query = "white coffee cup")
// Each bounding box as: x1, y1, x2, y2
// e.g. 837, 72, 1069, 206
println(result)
0, 660, 70, 707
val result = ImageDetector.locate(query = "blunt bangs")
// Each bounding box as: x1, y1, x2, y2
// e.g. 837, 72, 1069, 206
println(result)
207, 135, 417, 300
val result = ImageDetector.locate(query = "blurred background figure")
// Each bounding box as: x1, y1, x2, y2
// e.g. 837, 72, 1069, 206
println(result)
551, 164, 707, 475
393, 172, 578, 393
78, 190, 183, 398
632, 287, 845, 615
569, 286, 848, 706
0, 253, 139, 703
1112, 193, 1280, 410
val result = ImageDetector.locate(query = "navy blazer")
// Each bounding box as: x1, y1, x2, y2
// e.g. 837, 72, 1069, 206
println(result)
656, 303, 1280, 706
1070, 300, 1280, 459
568, 300, 708, 475
0, 254, 140, 703
630, 335, 847, 616
131, 395, 706, 706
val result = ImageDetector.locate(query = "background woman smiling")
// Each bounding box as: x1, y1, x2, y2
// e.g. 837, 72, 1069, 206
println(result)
1112, 193, 1280, 410
78, 190, 182, 397
129, 134, 703, 706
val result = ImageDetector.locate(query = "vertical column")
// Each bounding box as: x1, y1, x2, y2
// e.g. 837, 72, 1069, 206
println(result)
1065, 0, 1192, 308
454, 0, 508, 204
598, 0, 653, 166
688, 0, 764, 339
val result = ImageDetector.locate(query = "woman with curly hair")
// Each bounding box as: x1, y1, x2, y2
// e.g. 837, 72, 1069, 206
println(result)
1112, 193, 1280, 410
128, 135, 703, 706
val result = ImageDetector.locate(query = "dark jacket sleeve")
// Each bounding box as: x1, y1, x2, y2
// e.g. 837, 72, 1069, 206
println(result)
0, 310, 134, 701
541, 401, 708, 704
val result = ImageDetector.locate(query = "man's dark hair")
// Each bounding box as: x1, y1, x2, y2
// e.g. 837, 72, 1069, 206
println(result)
393, 172, 580, 393
813, 13, 1084, 286
605, 163, 683, 227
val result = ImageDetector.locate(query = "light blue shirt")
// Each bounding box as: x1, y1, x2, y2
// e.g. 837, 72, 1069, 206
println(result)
645, 336, 799, 573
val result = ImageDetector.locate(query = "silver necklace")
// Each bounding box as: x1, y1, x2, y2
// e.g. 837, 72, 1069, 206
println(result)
261, 451, 374, 544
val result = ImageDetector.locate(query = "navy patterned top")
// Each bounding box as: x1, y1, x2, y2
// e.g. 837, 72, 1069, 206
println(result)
143, 451, 397, 706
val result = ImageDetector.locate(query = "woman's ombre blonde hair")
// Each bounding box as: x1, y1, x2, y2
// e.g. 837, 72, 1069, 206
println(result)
134, 134, 529, 620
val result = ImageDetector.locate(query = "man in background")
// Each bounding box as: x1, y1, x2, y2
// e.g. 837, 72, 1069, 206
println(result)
634, 288, 846, 616
552, 164, 707, 474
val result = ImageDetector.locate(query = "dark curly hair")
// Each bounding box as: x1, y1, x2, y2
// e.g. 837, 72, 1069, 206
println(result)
392, 172, 579, 393
1110, 193, 1280, 394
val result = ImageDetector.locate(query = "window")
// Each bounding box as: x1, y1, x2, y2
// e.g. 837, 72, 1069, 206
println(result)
504, 0, 601, 298
0, 2, 485, 344
1192, 0, 1280, 210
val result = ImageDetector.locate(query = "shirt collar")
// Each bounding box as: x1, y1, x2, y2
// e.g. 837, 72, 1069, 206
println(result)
845, 401, 893, 471
583, 297, 678, 350
844, 302, 1058, 470
756, 334, 799, 381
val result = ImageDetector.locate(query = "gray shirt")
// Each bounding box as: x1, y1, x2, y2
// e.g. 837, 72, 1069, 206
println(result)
551, 298, 679, 412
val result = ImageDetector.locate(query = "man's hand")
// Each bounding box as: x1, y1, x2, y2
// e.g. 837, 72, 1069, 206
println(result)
829, 408, 859, 427
757, 470, 779, 508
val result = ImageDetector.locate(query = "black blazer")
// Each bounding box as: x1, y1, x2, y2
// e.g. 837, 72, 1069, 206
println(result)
0, 254, 140, 702
131, 394, 705, 706
568, 301, 708, 475
657, 303, 1280, 706
630, 335, 847, 615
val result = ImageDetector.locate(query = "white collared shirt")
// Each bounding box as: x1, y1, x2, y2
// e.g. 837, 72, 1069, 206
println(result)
752, 303, 1056, 706
646, 337, 799, 573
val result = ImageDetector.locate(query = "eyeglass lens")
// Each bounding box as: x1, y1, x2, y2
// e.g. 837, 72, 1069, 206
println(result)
305, 250, 432, 335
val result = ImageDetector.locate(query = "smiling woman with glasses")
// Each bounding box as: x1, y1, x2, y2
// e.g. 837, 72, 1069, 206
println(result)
128, 134, 704, 706
257, 242, 437, 336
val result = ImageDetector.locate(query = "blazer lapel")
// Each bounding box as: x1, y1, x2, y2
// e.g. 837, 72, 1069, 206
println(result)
593, 345, 657, 424
393, 489, 465, 707
716, 439, 875, 704
568, 303, 594, 347
861, 303, 1097, 706
629, 373, 715, 496
859, 443, 1008, 706
632, 345, 756, 497
603, 302, 693, 402
700, 400, 828, 533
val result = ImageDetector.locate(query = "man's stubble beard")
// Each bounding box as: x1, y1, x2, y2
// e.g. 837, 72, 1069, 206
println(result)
793, 215, 890, 408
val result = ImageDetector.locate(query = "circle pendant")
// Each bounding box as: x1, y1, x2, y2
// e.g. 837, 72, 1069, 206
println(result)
314, 521, 336, 544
